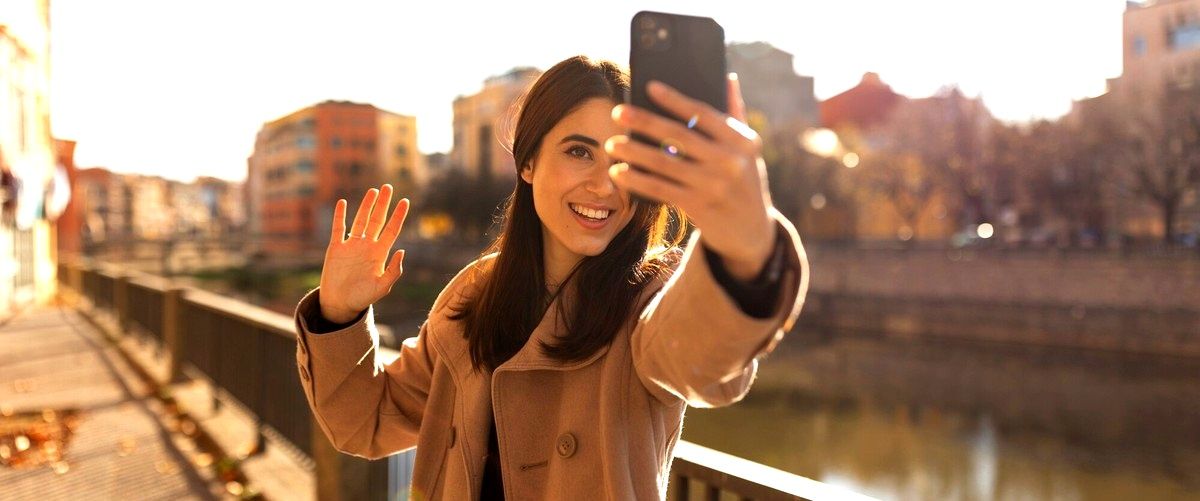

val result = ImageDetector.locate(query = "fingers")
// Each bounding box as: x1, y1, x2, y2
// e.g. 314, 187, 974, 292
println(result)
379, 197, 411, 245
608, 163, 692, 209
383, 249, 406, 284
645, 80, 747, 149
728, 73, 748, 124
611, 104, 723, 163
349, 188, 379, 238
366, 184, 393, 240
604, 135, 705, 189
330, 198, 347, 244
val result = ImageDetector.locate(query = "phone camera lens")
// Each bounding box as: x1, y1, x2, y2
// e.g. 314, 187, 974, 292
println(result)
639, 16, 656, 30
657, 28, 668, 40
640, 33, 655, 48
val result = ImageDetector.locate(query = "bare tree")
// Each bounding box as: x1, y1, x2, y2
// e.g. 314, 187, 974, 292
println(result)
1115, 85, 1200, 245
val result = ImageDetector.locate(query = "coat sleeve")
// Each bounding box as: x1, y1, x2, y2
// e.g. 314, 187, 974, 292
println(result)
630, 207, 809, 408
294, 256, 489, 460
294, 287, 435, 459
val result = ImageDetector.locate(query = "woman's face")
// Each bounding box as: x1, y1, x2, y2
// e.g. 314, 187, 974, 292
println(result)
520, 97, 636, 271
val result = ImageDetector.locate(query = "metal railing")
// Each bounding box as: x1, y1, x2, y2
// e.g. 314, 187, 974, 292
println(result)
61, 260, 864, 501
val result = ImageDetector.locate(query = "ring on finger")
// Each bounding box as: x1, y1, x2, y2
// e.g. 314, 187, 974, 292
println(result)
660, 138, 686, 161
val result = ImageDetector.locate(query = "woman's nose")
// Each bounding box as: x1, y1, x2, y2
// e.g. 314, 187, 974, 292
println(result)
588, 163, 620, 195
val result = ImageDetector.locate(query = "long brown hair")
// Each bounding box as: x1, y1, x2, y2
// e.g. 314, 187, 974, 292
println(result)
447, 55, 689, 373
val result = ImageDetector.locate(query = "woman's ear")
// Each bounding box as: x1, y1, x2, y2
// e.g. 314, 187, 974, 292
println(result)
520, 164, 534, 184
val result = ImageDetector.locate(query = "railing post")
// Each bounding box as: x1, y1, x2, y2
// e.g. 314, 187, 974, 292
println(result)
114, 273, 130, 334
69, 263, 82, 297
163, 287, 186, 383
312, 416, 387, 501
674, 472, 690, 500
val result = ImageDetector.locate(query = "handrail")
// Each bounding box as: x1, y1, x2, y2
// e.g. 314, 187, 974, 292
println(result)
63, 259, 868, 501
670, 441, 876, 500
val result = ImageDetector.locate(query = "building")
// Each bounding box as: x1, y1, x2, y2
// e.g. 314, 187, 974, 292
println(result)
816, 74, 992, 243
247, 100, 418, 260
819, 72, 905, 132
194, 176, 246, 237
55, 139, 83, 257
74, 167, 127, 248
1066, 0, 1200, 243
1114, 0, 1200, 100
451, 67, 541, 181
1, 1, 57, 314
726, 42, 819, 131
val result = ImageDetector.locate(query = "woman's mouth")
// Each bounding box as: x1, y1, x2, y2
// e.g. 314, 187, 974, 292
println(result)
569, 203, 611, 230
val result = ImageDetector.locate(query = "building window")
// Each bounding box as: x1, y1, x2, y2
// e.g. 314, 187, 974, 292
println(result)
296, 136, 315, 149
395, 144, 408, 157
296, 160, 315, 172
1133, 35, 1147, 56
331, 137, 342, 149
1171, 24, 1200, 51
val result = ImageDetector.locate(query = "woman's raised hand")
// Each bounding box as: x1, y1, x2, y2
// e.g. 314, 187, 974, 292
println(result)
605, 74, 776, 282
318, 184, 411, 324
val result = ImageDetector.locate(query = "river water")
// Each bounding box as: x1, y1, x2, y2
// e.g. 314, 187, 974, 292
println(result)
184, 272, 1200, 500
682, 331, 1200, 500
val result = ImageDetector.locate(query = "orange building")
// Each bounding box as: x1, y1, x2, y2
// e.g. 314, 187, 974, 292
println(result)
1116, 0, 1200, 99
247, 101, 418, 261
55, 139, 83, 257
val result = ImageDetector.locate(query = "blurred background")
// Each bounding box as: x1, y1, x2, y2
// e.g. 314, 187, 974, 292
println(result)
2, 0, 1199, 500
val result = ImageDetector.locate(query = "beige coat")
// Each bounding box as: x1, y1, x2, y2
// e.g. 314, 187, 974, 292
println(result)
293, 208, 809, 500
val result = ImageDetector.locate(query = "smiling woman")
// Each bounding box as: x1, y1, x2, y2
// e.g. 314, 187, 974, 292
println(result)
293, 55, 809, 500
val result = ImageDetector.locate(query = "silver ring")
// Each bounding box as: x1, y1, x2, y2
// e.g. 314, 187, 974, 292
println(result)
661, 138, 685, 160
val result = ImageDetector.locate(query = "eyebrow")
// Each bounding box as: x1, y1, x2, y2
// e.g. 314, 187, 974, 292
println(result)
559, 134, 600, 147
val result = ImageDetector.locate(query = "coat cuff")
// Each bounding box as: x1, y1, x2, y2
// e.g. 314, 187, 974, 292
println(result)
298, 288, 369, 334
295, 287, 384, 376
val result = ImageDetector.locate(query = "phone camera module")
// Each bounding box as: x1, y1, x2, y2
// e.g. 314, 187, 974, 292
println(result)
640, 32, 656, 49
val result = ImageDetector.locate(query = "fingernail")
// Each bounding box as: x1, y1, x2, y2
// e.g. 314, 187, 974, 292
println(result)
729, 72, 739, 82
611, 104, 626, 122
608, 163, 628, 178
604, 136, 622, 153
648, 81, 665, 95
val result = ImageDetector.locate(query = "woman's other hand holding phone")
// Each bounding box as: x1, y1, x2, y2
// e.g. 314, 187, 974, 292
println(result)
605, 74, 776, 282
318, 184, 411, 324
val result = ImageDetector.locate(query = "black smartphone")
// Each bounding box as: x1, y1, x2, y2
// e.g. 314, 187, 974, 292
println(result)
628, 11, 727, 206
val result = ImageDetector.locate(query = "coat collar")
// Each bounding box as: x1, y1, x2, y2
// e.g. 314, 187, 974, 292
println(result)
428, 274, 612, 376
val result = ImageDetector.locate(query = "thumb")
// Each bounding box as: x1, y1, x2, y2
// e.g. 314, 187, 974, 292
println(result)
727, 72, 748, 123
383, 249, 406, 283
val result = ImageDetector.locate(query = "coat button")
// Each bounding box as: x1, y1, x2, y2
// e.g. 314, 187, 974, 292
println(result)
556, 433, 577, 458
299, 365, 310, 381
448, 426, 456, 448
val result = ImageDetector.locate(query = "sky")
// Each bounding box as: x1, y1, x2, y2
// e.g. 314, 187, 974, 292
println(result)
48, 0, 1127, 183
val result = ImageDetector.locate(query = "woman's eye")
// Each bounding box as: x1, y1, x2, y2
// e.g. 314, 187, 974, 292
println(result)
567, 145, 593, 161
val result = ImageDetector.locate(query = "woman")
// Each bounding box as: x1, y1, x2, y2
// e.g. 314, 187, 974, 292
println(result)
294, 55, 808, 500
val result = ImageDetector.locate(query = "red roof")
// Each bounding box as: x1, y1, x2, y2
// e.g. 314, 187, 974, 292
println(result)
819, 73, 905, 130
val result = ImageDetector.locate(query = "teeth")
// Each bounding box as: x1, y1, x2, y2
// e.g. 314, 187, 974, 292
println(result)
571, 204, 610, 220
